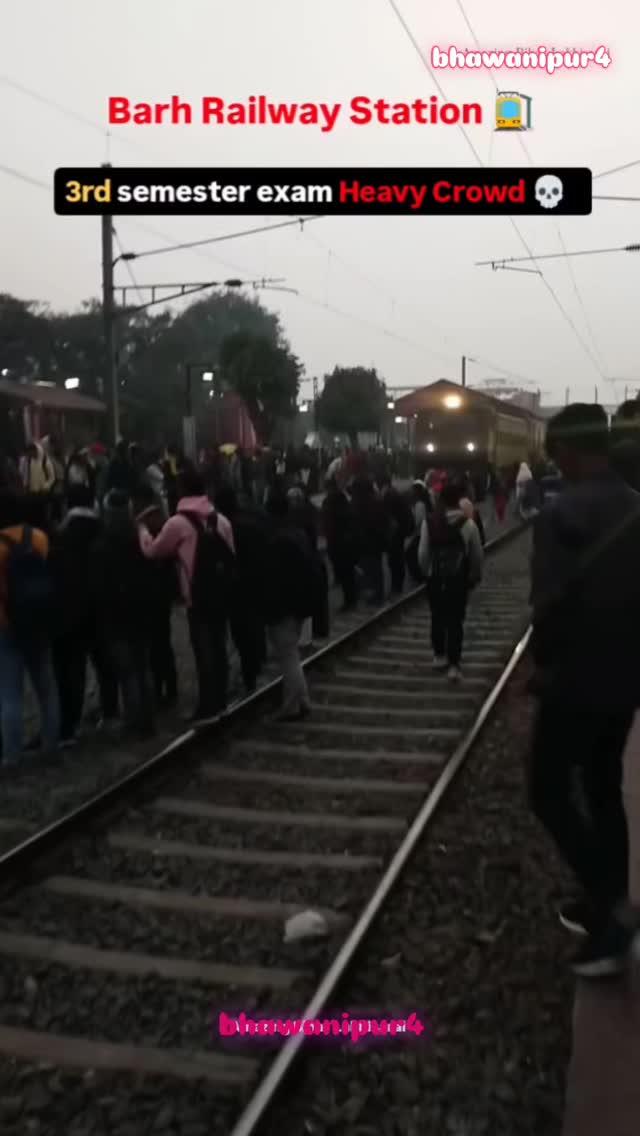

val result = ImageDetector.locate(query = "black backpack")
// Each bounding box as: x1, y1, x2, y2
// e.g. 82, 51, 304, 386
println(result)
180, 510, 236, 615
0, 526, 54, 641
428, 514, 468, 582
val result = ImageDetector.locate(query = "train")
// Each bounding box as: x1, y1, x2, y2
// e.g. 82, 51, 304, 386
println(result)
393, 379, 545, 487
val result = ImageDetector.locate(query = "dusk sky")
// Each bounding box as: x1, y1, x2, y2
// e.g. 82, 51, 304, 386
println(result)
3, 0, 639, 404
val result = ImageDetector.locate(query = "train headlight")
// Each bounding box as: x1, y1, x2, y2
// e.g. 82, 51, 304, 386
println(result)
466, 442, 476, 452
426, 443, 435, 453
443, 395, 462, 409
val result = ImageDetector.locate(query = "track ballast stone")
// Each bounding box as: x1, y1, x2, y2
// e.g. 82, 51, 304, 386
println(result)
261, 663, 573, 1136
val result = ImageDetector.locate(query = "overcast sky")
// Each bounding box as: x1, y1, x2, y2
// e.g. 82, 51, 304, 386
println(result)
3, 0, 639, 405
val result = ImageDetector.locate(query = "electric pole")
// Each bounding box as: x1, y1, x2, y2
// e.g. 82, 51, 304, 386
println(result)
101, 162, 118, 445
461, 355, 466, 388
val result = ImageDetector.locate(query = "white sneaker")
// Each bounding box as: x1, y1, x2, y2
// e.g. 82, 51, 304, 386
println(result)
433, 655, 447, 670
447, 666, 462, 683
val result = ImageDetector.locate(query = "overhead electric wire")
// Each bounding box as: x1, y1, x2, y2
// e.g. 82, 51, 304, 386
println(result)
594, 160, 640, 180
112, 227, 145, 306
450, 0, 607, 380
0, 164, 49, 191
385, 0, 607, 384
0, 74, 163, 161
476, 242, 640, 266
126, 216, 326, 260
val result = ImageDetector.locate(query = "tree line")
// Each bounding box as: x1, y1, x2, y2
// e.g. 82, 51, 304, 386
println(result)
0, 290, 389, 445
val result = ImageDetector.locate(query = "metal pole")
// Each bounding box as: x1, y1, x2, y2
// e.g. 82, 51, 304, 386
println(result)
565, 387, 569, 405
461, 355, 466, 387
100, 163, 118, 445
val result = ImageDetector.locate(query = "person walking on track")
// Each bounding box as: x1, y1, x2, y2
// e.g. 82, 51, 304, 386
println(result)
529, 402, 640, 977
418, 482, 483, 682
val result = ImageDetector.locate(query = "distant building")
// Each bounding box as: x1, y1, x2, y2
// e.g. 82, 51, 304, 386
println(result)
469, 381, 541, 415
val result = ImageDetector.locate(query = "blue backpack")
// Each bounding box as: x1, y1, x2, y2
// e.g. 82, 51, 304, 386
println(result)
0, 526, 54, 642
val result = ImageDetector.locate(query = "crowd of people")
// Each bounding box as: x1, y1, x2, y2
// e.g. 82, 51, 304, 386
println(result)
0, 435, 504, 767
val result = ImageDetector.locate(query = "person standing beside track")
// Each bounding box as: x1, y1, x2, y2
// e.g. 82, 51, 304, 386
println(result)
529, 403, 640, 977
418, 482, 483, 682
137, 470, 235, 723
263, 486, 315, 722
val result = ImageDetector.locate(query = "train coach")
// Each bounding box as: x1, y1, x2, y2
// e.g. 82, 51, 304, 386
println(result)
393, 379, 544, 487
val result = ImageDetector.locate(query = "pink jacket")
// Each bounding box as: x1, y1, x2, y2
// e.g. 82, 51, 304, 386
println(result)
138, 495, 235, 607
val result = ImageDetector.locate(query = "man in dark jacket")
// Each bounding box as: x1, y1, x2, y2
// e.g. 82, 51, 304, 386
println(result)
529, 403, 640, 978
350, 475, 389, 605
105, 441, 138, 498
134, 487, 178, 708
90, 490, 154, 735
322, 476, 358, 611
50, 486, 118, 743
377, 475, 413, 594
214, 486, 268, 695
263, 488, 315, 721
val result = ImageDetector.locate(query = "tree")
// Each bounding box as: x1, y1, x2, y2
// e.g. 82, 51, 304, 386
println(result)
0, 293, 51, 379
219, 330, 302, 442
317, 366, 387, 447
0, 288, 296, 441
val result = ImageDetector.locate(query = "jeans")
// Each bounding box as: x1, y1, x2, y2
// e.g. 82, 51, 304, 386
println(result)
188, 607, 228, 715
230, 604, 265, 694
361, 553, 384, 604
388, 534, 406, 593
427, 578, 468, 665
529, 701, 632, 925
0, 631, 60, 763
329, 550, 357, 609
53, 625, 118, 738
149, 608, 178, 703
268, 617, 310, 716
107, 635, 154, 732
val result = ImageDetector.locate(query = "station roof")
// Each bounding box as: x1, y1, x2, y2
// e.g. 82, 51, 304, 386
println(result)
392, 379, 542, 422
0, 379, 105, 414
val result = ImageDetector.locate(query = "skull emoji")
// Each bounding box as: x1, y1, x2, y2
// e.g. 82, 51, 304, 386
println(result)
535, 174, 563, 209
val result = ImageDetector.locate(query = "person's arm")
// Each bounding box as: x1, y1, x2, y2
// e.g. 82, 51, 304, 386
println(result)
216, 512, 236, 555
138, 514, 183, 559
417, 519, 430, 576
464, 521, 483, 586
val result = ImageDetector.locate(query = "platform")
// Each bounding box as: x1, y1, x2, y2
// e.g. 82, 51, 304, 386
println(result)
562, 710, 640, 1136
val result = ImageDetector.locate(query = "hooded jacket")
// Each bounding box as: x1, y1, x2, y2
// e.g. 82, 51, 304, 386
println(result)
138, 495, 234, 607
90, 503, 153, 634
50, 506, 102, 629
530, 470, 640, 709
263, 516, 317, 624
418, 508, 483, 585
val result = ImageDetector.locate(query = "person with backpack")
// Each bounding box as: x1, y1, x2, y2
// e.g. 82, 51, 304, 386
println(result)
214, 485, 268, 696
137, 470, 235, 722
0, 489, 60, 764
134, 487, 179, 708
19, 442, 55, 497
418, 482, 483, 682
50, 484, 118, 745
529, 404, 640, 977
377, 474, 414, 595
263, 486, 315, 722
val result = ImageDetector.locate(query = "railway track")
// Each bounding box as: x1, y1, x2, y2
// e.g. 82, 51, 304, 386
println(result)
0, 525, 531, 1136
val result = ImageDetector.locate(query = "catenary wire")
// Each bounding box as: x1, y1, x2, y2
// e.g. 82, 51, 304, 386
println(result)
450, 0, 607, 379
385, 0, 606, 383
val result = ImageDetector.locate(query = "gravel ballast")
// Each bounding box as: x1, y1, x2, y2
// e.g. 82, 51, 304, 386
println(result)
260, 661, 574, 1136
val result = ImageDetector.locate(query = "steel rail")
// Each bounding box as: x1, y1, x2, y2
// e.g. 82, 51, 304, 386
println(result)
0, 520, 527, 886
229, 607, 532, 1136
